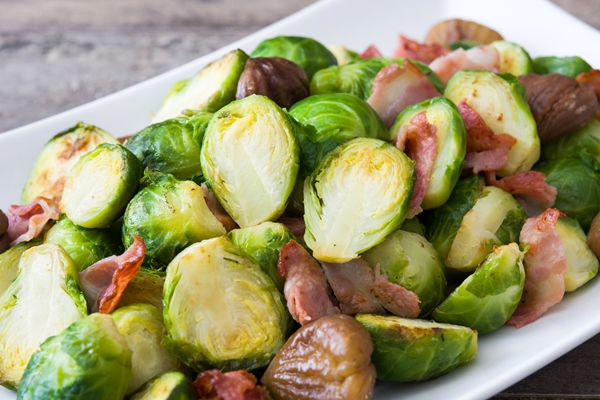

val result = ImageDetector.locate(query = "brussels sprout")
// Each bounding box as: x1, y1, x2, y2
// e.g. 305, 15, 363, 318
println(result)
163, 236, 292, 372
356, 314, 478, 382
152, 49, 249, 123
327, 45, 359, 65
119, 268, 165, 311
228, 222, 294, 293
556, 217, 599, 291
123, 171, 226, 269
400, 216, 426, 236
390, 97, 466, 209
534, 158, 600, 231
130, 371, 196, 400
112, 304, 181, 395
448, 40, 478, 50
21, 122, 118, 205
200, 95, 300, 228
490, 41, 533, 76
362, 230, 447, 317
540, 119, 600, 164
44, 214, 122, 271
444, 70, 540, 176
251, 36, 337, 80
304, 138, 415, 263
60, 143, 142, 229
532, 56, 593, 78
0, 244, 87, 388
0, 239, 40, 296
432, 243, 525, 334
17, 313, 131, 400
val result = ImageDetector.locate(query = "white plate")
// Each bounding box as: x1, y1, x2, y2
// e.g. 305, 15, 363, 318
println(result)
1, 0, 599, 399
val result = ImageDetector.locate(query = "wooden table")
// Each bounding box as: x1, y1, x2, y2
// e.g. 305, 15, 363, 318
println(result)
2, 0, 600, 398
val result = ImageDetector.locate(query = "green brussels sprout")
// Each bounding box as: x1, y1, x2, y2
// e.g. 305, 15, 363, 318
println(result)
490, 41, 534, 76
400, 216, 426, 236
200, 95, 300, 228
540, 119, 600, 164
17, 313, 131, 400
532, 56, 593, 78
326, 45, 359, 66
123, 171, 226, 269
0, 244, 87, 388
228, 221, 294, 293
432, 243, 525, 334
0, 239, 40, 296
119, 268, 165, 311
356, 314, 478, 382
44, 214, 123, 271
556, 217, 599, 291
112, 304, 181, 395
390, 97, 466, 209
21, 122, 118, 205
448, 40, 478, 50
163, 236, 292, 372
251, 36, 337, 80
534, 158, 600, 231
444, 70, 540, 176
130, 371, 196, 400
152, 49, 249, 123
362, 230, 447, 317
60, 143, 142, 229
304, 138, 415, 263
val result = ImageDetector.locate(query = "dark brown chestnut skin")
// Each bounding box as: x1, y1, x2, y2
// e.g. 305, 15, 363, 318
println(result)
236, 57, 310, 110
0, 210, 8, 254
261, 314, 376, 400
518, 73, 598, 143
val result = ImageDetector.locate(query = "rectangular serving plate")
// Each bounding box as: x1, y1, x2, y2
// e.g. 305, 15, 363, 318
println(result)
1, 1, 600, 399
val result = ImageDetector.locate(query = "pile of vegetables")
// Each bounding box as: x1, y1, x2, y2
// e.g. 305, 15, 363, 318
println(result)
1, 16, 600, 400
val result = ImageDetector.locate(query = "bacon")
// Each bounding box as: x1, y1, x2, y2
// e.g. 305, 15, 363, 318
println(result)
195, 370, 268, 400
393, 112, 438, 217
577, 69, 600, 119
79, 235, 145, 314
275, 216, 305, 240
320, 258, 420, 318
6, 198, 59, 246
429, 45, 500, 85
367, 61, 440, 127
485, 171, 557, 210
507, 208, 566, 328
393, 35, 451, 64
278, 240, 340, 325
201, 183, 238, 232
359, 45, 383, 59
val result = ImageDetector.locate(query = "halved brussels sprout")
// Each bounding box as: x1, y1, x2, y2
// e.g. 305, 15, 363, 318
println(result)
152, 49, 249, 123
444, 70, 540, 176
21, 122, 118, 205
327, 45, 359, 66
556, 217, 599, 291
0, 239, 40, 296
432, 243, 525, 334
130, 371, 196, 400
17, 313, 131, 400
390, 97, 466, 209
119, 269, 165, 311
490, 41, 533, 76
44, 214, 122, 271
304, 138, 415, 262
532, 55, 593, 78
540, 119, 600, 164
112, 304, 181, 395
362, 230, 447, 317
122, 171, 226, 269
200, 95, 300, 228
251, 36, 337, 80
163, 236, 292, 372
356, 314, 478, 382
0, 244, 87, 388
60, 143, 142, 228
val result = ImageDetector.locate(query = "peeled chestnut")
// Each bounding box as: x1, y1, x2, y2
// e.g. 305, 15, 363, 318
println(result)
588, 212, 600, 259
425, 19, 503, 45
0, 210, 8, 254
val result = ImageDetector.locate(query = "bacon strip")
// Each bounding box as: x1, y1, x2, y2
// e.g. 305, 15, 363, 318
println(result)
507, 208, 566, 328
393, 111, 438, 217
359, 44, 383, 59
393, 35, 451, 64
320, 258, 420, 318
195, 370, 268, 400
6, 198, 59, 246
577, 69, 600, 119
485, 171, 557, 211
429, 45, 499, 85
201, 183, 238, 232
79, 235, 145, 314
367, 61, 440, 127
278, 240, 340, 325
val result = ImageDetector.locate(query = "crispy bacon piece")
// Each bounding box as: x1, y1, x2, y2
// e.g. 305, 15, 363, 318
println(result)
359, 44, 383, 59
429, 45, 499, 85
201, 183, 238, 232
507, 208, 566, 328
393, 111, 438, 217
6, 198, 59, 246
393, 35, 451, 64
278, 240, 340, 325
79, 235, 145, 314
485, 171, 557, 210
577, 69, 600, 119
320, 258, 420, 318
195, 370, 268, 400
275, 216, 305, 240
367, 61, 440, 127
